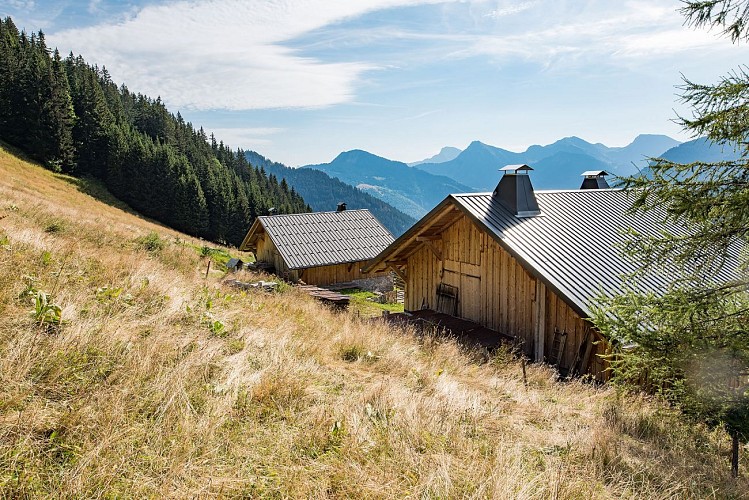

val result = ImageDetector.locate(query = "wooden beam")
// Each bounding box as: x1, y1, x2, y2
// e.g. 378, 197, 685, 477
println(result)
533, 280, 546, 363
422, 240, 442, 261
416, 235, 442, 242
389, 265, 407, 282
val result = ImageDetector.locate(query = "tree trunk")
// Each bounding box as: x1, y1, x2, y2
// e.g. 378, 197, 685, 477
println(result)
732, 431, 740, 478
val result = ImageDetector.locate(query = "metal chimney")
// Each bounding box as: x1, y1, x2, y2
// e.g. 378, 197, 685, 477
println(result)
493, 164, 541, 217
580, 170, 610, 189
268, 207, 277, 216
336, 202, 347, 212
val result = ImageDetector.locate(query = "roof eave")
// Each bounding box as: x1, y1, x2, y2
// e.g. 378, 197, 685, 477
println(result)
239, 218, 266, 252
363, 197, 458, 273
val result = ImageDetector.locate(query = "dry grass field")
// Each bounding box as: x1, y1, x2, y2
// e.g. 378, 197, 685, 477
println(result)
0, 143, 747, 498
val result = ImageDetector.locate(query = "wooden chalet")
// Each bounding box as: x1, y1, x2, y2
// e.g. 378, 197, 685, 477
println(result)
365, 167, 739, 380
239, 208, 394, 286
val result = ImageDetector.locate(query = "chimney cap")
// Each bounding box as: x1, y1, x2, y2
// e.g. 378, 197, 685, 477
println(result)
581, 170, 610, 178
500, 164, 533, 173
494, 165, 541, 217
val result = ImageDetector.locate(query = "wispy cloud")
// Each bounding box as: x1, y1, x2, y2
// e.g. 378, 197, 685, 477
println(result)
451, 1, 735, 68
485, 1, 537, 19
6, 0, 36, 10
87, 0, 102, 14
43, 0, 743, 115
49, 0, 446, 111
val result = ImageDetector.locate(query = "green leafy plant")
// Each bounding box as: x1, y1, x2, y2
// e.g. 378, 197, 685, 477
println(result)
202, 311, 227, 337
40, 251, 53, 266
18, 275, 39, 300
31, 291, 63, 329
96, 286, 133, 306
134, 232, 164, 253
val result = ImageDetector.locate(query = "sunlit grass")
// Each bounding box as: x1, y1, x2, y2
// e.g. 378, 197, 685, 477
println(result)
0, 143, 746, 498
339, 288, 404, 317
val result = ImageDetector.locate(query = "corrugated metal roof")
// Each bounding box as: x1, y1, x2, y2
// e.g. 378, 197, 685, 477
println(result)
255, 209, 394, 270
366, 188, 742, 319
452, 189, 741, 317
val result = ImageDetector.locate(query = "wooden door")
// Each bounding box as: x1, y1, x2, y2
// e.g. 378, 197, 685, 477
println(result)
460, 263, 481, 323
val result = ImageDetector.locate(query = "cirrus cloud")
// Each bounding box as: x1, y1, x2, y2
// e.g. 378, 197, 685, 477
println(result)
50, 0, 448, 111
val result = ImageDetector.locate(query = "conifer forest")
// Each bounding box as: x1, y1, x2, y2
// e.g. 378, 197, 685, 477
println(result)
0, 17, 309, 247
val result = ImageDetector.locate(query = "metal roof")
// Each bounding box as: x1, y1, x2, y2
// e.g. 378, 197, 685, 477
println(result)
581, 170, 610, 177
243, 209, 394, 270
367, 189, 742, 319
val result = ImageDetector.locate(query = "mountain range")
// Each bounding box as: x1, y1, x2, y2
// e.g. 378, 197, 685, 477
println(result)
414, 134, 681, 191
408, 146, 462, 166
303, 135, 739, 218
304, 150, 473, 219
245, 151, 416, 236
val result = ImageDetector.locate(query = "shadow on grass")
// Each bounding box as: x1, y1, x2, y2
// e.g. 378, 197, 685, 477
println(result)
53, 174, 136, 214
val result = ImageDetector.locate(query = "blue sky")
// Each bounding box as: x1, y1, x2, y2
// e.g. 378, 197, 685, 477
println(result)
4, 0, 748, 166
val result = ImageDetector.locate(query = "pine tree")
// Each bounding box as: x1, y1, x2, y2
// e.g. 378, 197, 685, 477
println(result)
0, 16, 309, 247
591, 0, 749, 477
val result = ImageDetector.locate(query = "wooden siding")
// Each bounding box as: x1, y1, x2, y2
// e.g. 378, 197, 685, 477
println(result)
299, 262, 385, 286
256, 234, 289, 277
255, 234, 386, 286
405, 214, 609, 380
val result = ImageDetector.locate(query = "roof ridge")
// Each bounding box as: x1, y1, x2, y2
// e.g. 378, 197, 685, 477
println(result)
259, 208, 372, 219
452, 188, 625, 197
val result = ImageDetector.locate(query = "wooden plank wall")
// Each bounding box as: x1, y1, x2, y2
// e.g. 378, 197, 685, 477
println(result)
544, 291, 609, 381
405, 214, 610, 380
406, 215, 535, 342
405, 244, 440, 311
256, 235, 289, 276
299, 262, 387, 286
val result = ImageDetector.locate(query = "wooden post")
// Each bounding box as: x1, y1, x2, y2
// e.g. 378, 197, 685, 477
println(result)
533, 281, 546, 362
205, 259, 211, 278
732, 431, 740, 478
521, 357, 528, 389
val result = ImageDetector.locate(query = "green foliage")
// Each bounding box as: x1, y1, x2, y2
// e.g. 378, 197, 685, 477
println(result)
134, 232, 164, 253
43, 219, 65, 234
339, 288, 404, 315
201, 311, 227, 337
339, 344, 378, 363
96, 286, 133, 306
30, 291, 62, 329
18, 274, 38, 300
593, 0, 749, 446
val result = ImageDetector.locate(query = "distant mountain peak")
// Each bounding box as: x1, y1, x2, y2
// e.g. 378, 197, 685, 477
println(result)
408, 146, 462, 166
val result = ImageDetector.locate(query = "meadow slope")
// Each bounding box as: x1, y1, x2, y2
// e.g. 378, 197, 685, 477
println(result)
0, 144, 746, 498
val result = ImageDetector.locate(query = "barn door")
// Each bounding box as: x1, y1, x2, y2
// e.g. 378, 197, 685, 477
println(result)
460, 263, 481, 323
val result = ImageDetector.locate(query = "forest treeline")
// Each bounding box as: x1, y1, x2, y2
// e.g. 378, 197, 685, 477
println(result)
0, 17, 309, 246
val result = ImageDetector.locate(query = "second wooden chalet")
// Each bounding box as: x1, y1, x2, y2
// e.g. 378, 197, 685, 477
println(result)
239, 207, 394, 286
365, 166, 739, 380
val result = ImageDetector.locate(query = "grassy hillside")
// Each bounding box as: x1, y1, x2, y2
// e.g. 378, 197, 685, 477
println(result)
0, 144, 746, 497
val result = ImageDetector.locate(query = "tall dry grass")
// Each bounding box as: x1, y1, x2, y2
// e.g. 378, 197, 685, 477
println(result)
1, 144, 747, 498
